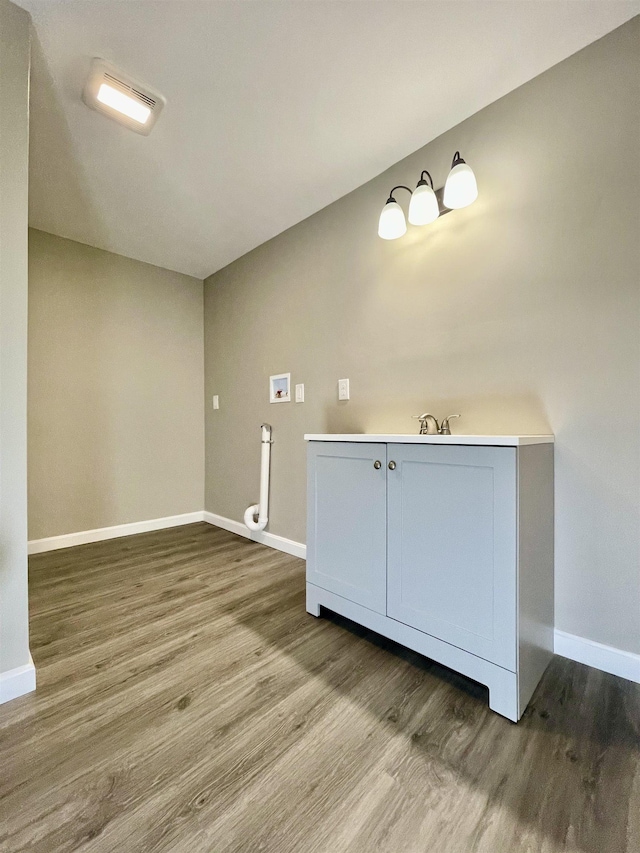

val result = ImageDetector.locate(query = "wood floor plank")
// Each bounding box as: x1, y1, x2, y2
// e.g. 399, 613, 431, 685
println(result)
0, 523, 638, 853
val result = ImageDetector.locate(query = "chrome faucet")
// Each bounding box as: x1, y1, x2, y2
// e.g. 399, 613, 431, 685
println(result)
412, 413, 440, 435
412, 413, 461, 435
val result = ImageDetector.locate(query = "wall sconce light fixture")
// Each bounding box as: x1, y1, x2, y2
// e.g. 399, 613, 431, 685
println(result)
378, 185, 412, 240
443, 151, 478, 209
378, 151, 477, 239
408, 171, 439, 226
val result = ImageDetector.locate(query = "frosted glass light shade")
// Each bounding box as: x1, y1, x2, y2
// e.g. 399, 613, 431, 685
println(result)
378, 201, 407, 240
408, 183, 440, 225
443, 162, 478, 209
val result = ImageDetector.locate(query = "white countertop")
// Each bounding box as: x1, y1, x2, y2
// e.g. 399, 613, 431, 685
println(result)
304, 434, 554, 446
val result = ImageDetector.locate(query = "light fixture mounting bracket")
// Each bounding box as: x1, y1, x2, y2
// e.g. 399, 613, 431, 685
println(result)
434, 186, 453, 216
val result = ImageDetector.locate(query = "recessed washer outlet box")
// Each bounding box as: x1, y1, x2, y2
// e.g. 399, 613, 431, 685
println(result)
82, 58, 166, 136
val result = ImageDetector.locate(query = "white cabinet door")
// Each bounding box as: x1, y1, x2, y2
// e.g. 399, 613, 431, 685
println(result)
306, 442, 387, 614
386, 443, 517, 670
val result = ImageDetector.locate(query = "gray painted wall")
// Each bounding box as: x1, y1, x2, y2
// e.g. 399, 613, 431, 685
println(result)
204, 19, 640, 655
0, 0, 31, 674
28, 230, 205, 540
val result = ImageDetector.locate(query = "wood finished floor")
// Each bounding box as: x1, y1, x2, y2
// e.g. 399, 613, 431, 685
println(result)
0, 523, 638, 853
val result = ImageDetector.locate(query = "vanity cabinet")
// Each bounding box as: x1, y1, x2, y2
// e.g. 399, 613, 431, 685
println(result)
305, 435, 554, 722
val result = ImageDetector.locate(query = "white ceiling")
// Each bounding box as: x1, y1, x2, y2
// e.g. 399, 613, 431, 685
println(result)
21, 0, 640, 279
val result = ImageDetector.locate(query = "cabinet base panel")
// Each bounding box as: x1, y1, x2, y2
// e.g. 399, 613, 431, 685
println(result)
305, 590, 321, 617
306, 583, 521, 722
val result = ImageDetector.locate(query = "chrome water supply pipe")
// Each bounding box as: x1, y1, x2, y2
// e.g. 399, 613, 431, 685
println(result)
244, 423, 272, 531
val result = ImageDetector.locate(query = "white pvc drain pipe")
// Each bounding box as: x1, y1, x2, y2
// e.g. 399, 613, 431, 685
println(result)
244, 423, 272, 531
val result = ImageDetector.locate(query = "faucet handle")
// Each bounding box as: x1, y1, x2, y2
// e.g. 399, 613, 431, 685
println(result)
439, 414, 460, 435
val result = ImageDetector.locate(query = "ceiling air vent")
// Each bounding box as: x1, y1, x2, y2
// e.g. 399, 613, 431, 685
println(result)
82, 59, 166, 136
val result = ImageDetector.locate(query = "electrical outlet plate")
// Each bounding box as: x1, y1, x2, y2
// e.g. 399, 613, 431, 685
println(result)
338, 379, 350, 401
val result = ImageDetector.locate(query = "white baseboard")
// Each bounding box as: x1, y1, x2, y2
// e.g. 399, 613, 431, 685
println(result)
554, 629, 640, 684
0, 653, 36, 705
203, 511, 306, 560
28, 511, 206, 555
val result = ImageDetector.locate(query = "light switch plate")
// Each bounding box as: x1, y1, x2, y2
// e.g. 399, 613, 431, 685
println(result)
213, 395, 219, 410
295, 383, 304, 403
338, 378, 350, 401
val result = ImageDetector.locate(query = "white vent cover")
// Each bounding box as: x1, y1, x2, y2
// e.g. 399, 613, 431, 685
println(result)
82, 59, 165, 136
